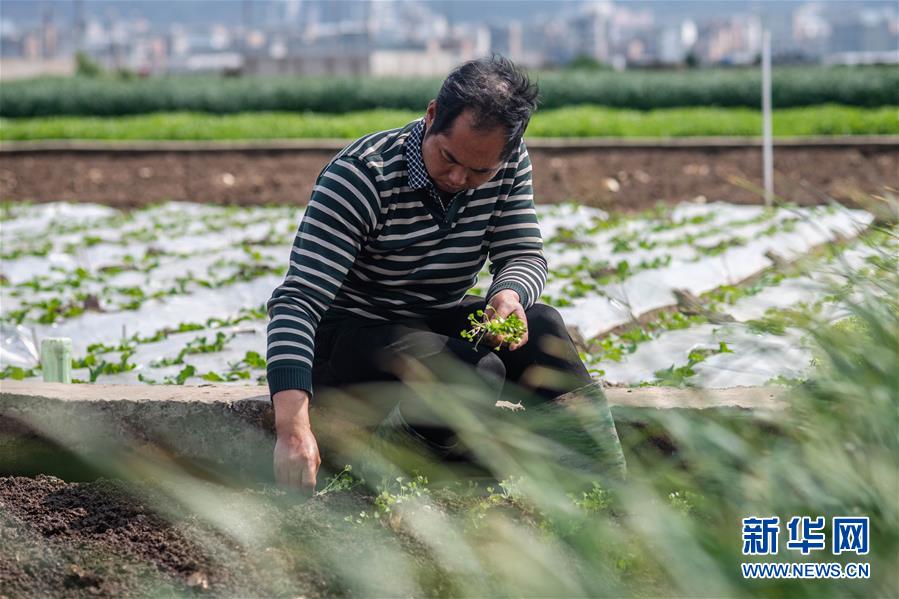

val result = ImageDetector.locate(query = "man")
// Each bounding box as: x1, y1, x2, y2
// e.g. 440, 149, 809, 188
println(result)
266, 56, 622, 493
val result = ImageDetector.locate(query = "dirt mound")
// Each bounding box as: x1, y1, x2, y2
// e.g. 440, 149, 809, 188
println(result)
1, 143, 896, 210
0, 474, 392, 598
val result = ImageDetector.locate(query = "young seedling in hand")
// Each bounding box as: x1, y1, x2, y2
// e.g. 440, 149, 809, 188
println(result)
461, 305, 527, 351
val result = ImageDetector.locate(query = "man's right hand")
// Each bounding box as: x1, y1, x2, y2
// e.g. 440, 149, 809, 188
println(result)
272, 389, 321, 495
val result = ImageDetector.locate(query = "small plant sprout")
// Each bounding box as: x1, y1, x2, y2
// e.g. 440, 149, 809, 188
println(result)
460, 306, 527, 351
316, 465, 358, 497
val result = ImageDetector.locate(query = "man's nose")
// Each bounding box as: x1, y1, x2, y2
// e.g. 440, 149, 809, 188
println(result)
448, 166, 467, 188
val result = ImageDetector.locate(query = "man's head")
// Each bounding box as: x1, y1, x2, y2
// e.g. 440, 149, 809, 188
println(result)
422, 55, 539, 194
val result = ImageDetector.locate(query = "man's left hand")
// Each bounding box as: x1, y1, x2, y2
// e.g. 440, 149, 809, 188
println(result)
485, 289, 529, 351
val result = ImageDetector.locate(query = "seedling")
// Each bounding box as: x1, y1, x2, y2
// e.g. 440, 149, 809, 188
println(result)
460, 306, 527, 351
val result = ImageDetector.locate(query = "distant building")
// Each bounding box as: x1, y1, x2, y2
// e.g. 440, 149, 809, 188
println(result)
175, 51, 243, 74
369, 41, 458, 77
243, 45, 368, 77
830, 11, 895, 53
792, 2, 830, 58
0, 57, 75, 80
242, 36, 474, 78
0, 0, 897, 77
570, 1, 614, 64
487, 21, 524, 64
695, 16, 762, 65
627, 21, 695, 66
824, 50, 899, 65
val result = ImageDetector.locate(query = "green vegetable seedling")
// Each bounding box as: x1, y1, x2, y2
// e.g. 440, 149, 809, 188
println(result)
460, 306, 527, 351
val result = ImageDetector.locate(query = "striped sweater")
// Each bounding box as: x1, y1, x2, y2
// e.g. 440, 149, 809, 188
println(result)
266, 117, 548, 398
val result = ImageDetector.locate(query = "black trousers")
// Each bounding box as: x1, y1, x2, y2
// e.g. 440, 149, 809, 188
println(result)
311, 295, 594, 442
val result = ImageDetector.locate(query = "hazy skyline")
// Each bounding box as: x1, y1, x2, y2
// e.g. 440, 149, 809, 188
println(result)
2, 0, 896, 29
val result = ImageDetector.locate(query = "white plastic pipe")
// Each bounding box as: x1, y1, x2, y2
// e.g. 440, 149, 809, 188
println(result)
762, 29, 774, 206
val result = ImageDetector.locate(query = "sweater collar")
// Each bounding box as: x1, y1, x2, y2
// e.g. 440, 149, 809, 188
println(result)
405, 118, 432, 191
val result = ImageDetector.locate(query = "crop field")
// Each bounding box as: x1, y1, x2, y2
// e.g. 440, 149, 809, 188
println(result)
3, 104, 897, 140
1, 199, 886, 389
2, 197, 897, 598
2, 67, 896, 118
2, 57, 897, 599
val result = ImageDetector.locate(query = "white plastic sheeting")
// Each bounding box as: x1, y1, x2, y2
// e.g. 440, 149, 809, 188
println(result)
550, 206, 872, 339
0, 200, 878, 387
33, 275, 280, 358
598, 323, 812, 387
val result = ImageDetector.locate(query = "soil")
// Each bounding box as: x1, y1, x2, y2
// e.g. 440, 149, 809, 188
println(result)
1, 143, 896, 211
0, 474, 436, 598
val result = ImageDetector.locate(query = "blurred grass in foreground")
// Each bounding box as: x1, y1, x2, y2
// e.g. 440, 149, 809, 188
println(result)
1, 104, 896, 141
4, 203, 897, 597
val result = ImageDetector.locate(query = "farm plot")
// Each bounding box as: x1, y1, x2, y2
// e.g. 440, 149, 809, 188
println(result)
0, 199, 884, 388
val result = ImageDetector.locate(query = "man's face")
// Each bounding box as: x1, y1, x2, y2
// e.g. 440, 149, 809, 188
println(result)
421, 101, 507, 195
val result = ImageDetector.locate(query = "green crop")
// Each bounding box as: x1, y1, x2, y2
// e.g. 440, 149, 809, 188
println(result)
460, 307, 527, 351
0, 365, 40, 380
2, 66, 896, 118
3, 105, 897, 140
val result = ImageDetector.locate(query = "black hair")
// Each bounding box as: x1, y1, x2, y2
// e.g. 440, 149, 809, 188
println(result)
428, 54, 539, 161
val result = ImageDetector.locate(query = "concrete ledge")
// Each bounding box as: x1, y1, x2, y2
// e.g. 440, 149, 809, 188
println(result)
0, 381, 787, 408
1, 136, 896, 154
0, 382, 276, 482
604, 385, 785, 410
0, 382, 788, 480
0, 381, 272, 404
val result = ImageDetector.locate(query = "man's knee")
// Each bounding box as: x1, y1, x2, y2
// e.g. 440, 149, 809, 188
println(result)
379, 333, 507, 404
523, 302, 580, 362
474, 350, 506, 383
435, 336, 506, 389
525, 302, 567, 334
387, 330, 448, 358
384, 331, 505, 380
373, 330, 447, 379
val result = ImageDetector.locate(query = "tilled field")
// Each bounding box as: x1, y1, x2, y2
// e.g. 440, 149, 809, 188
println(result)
4, 471, 646, 599
0, 474, 431, 598
1, 143, 896, 209
0, 198, 887, 389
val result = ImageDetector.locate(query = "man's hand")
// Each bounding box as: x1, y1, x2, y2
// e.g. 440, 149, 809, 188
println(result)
485, 289, 529, 351
273, 389, 321, 496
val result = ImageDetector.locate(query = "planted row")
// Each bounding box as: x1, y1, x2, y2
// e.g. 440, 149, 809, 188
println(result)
2, 66, 896, 117
4, 105, 898, 140
579, 231, 871, 378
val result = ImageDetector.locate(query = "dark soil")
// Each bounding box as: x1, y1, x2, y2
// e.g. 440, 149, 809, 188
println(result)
1, 144, 896, 211
0, 474, 436, 598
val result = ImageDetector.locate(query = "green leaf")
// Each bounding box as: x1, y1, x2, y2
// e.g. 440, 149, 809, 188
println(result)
174, 365, 196, 385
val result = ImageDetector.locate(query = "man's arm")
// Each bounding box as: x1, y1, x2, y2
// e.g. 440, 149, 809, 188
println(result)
272, 389, 318, 492
485, 141, 548, 312
483, 142, 547, 351
266, 156, 380, 492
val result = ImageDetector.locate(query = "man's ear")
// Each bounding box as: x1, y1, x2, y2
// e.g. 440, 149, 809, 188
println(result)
425, 100, 437, 128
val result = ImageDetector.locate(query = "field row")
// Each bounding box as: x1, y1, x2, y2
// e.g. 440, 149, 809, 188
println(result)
0, 201, 819, 329
2, 105, 896, 141
0, 200, 880, 388
2, 66, 896, 117
586, 237, 893, 387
